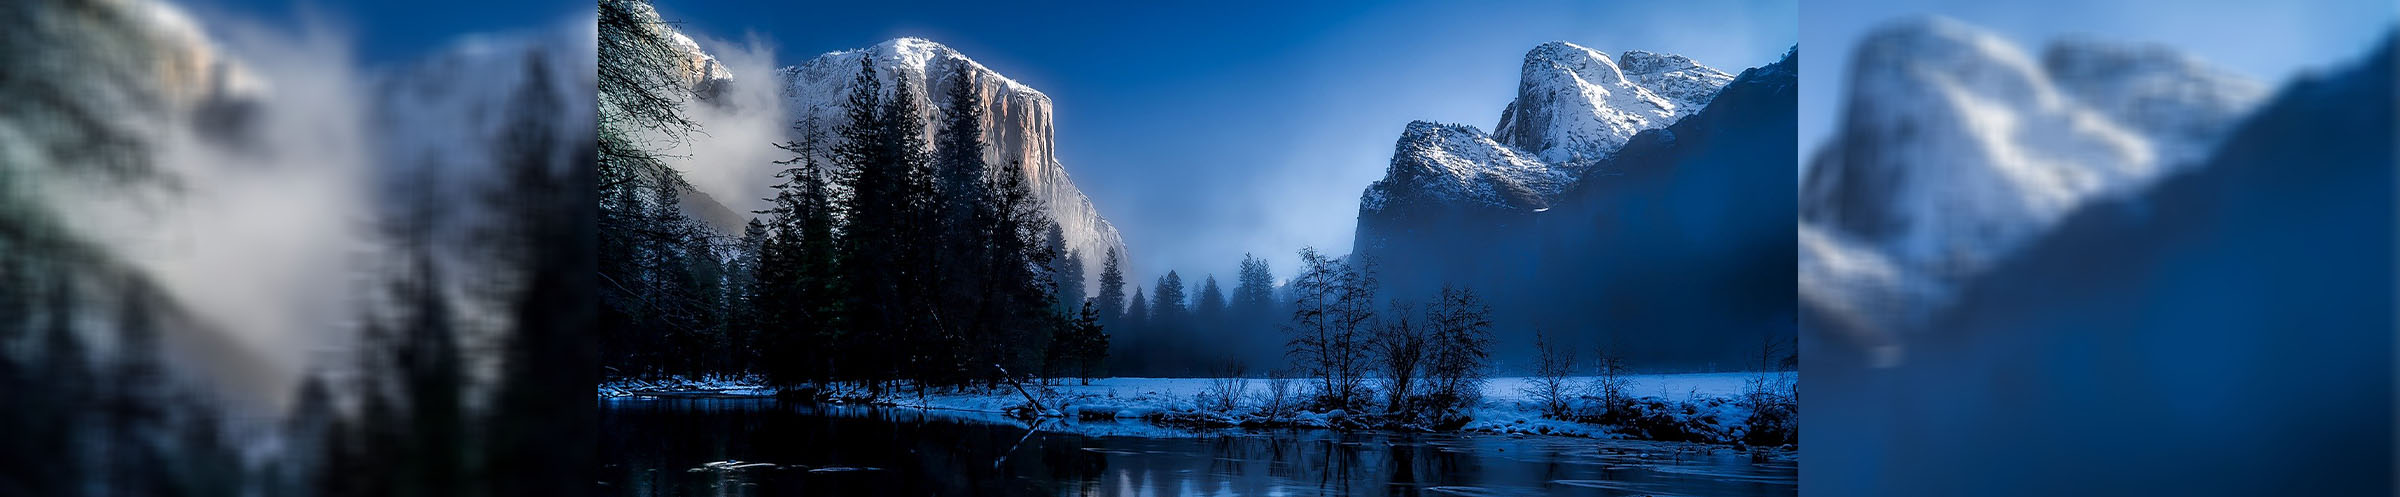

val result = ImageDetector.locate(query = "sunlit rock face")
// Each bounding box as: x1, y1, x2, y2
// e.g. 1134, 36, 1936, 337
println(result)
1493, 41, 1731, 165
646, 27, 1131, 288
778, 38, 1128, 287
1361, 42, 1735, 224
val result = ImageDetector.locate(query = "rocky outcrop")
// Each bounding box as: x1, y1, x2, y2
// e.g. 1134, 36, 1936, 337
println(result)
1359, 121, 1569, 216
1493, 42, 1731, 164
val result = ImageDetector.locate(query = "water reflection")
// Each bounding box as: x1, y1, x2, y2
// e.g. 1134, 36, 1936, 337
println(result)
599, 398, 1794, 496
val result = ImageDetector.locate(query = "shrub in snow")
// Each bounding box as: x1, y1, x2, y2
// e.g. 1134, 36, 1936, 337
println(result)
1583, 395, 1748, 444
1739, 392, 1797, 447
1250, 372, 1299, 420
1526, 331, 1578, 418
1588, 343, 1635, 417
1200, 360, 1250, 412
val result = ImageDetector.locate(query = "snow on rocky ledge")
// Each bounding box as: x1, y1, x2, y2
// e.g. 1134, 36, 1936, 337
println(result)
1494, 41, 1732, 164
1361, 121, 1574, 213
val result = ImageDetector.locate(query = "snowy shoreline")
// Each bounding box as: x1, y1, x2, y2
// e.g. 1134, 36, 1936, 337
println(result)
602, 373, 1795, 446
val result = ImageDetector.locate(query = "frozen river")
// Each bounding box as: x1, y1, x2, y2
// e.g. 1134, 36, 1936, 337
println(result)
599, 397, 1795, 496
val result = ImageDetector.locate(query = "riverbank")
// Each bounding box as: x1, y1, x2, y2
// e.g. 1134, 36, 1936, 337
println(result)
600, 373, 1795, 447
602, 397, 1799, 495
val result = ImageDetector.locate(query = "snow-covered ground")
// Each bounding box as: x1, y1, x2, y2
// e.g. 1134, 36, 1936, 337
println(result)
601, 372, 1792, 443
598, 373, 776, 398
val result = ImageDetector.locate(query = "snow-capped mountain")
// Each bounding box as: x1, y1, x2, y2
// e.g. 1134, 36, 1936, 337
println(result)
1359, 121, 1571, 214
1798, 16, 2263, 339
1352, 43, 1796, 370
1361, 43, 1734, 221
769, 38, 1128, 287
1493, 42, 1733, 165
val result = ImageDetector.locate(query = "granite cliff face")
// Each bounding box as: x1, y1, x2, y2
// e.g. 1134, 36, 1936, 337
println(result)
777, 38, 1132, 283
649, 31, 1130, 288
776, 38, 1129, 287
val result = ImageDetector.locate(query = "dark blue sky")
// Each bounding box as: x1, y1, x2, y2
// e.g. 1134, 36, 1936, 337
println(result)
657, 0, 1795, 283
174, 0, 583, 64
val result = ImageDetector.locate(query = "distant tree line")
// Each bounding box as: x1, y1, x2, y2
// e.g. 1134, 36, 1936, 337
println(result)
1093, 251, 1288, 376
1100, 247, 1497, 420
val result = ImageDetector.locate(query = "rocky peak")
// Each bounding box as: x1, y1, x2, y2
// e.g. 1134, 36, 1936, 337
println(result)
1361, 121, 1571, 215
667, 31, 731, 93
2042, 38, 2266, 166
1618, 50, 1735, 119
1364, 42, 1736, 218
1494, 41, 1728, 164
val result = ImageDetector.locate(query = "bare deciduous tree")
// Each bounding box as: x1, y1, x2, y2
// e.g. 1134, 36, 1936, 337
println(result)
1742, 335, 1797, 410
1201, 358, 1250, 412
1370, 301, 1427, 413
1589, 337, 1632, 419
1527, 330, 1576, 418
1286, 247, 1376, 410
1251, 369, 1299, 419
1422, 285, 1493, 412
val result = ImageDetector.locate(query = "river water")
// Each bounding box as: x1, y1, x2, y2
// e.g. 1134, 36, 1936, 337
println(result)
599, 397, 1795, 496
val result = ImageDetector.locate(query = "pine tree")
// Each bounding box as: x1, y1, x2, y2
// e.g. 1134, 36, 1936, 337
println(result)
927, 62, 995, 387
1234, 253, 1274, 321
681, 229, 728, 369
644, 176, 715, 376
1095, 248, 1126, 323
1196, 275, 1226, 328
1153, 271, 1186, 324
886, 69, 947, 390
728, 218, 766, 371
832, 54, 902, 392
978, 161, 1060, 384
790, 158, 842, 383
1126, 287, 1150, 334
764, 112, 842, 387
1070, 300, 1110, 383
933, 62, 991, 225
1045, 223, 1085, 315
